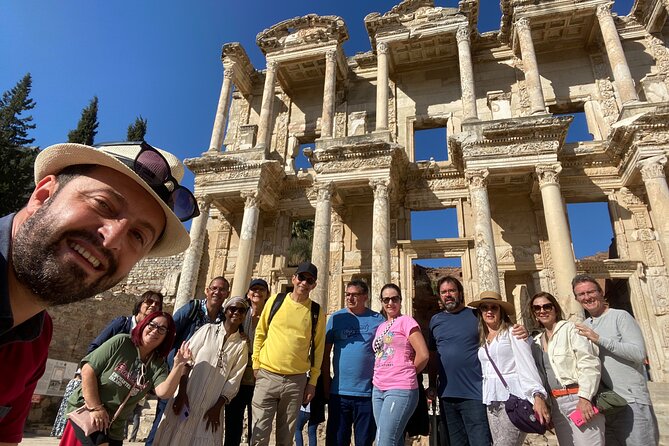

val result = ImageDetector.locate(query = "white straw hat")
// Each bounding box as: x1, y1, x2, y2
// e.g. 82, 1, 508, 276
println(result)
34, 142, 192, 257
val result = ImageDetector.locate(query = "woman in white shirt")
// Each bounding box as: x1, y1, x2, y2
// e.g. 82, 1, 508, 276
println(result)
471, 291, 549, 446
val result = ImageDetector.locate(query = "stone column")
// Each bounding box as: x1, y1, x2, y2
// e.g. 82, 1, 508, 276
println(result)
231, 191, 260, 298
208, 68, 234, 152
175, 198, 211, 311
311, 182, 334, 308
465, 169, 500, 294
535, 164, 582, 321
516, 18, 546, 115
375, 42, 389, 132
596, 5, 639, 104
321, 50, 337, 138
639, 155, 669, 260
371, 179, 391, 311
255, 60, 278, 151
456, 25, 478, 121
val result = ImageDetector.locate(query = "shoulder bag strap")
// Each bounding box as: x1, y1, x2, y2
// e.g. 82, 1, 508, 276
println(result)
484, 343, 510, 391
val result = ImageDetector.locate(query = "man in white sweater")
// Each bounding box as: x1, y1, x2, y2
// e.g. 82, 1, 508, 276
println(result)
572, 274, 659, 446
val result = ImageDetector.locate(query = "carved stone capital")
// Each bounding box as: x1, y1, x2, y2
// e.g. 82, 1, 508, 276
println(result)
535, 164, 563, 186
196, 196, 212, 212
266, 60, 278, 72
241, 190, 259, 208
316, 181, 334, 202
456, 25, 470, 44
638, 155, 668, 181
223, 68, 234, 79
465, 169, 489, 189
377, 41, 389, 55
370, 178, 390, 200
596, 4, 612, 19
516, 17, 531, 34
325, 49, 337, 63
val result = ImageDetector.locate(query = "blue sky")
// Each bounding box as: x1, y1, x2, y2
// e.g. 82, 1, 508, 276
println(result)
2, 0, 632, 264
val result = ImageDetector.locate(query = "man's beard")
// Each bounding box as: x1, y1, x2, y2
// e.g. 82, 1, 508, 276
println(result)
12, 200, 120, 306
443, 296, 462, 312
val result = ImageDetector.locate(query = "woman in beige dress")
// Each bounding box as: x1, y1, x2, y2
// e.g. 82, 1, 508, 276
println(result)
154, 296, 249, 446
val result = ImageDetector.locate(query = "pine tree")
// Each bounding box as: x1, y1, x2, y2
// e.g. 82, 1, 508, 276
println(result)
0, 73, 39, 215
126, 115, 148, 141
67, 96, 99, 145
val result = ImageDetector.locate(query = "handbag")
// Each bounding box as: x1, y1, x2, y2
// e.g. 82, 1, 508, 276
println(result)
67, 389, 134, 436
595, 385, 628, 414
484, 344, 547, 434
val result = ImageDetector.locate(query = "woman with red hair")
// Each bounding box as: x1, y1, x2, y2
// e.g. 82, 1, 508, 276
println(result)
60, 311, 192, 446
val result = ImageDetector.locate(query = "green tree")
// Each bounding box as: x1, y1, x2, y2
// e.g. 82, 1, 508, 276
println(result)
287, 219, 314, 266
0, 73, 39, 215
126, 115, 148, 141
67, 96, 99, 145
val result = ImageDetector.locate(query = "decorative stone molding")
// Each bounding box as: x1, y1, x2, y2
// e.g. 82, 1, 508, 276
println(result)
536, 164, 562, 186
256, 14, 349, 54
456, 25, 470, 43
465, 169, 489, 189
639, 155, 668, 181
596, 4, 611, 20
370, 178, 390, 199
377, 41, 389, 55
241, 190, 259, 208
266, 60, 278, 72
316, 181, 334, 201
325, 49, 337, 63
223, 68, 234, 79
516, 17, 530, 34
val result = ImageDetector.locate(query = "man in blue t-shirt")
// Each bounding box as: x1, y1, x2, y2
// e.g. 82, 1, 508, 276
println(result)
322, 280, 384, 446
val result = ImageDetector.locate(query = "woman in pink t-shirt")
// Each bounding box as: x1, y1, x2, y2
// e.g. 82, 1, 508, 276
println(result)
371, 284, 429, 446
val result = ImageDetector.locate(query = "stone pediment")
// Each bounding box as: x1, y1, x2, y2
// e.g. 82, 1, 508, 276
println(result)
304, 138, 408, 176
256, 14, 349, 55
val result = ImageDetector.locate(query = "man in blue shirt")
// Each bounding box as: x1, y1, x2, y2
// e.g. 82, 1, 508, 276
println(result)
322, 280, 384, 446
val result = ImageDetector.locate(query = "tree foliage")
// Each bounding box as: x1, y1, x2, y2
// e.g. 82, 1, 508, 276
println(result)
0, 73, 39, 215
67, 96, 99, 145
127, 115, 148, 141
287, 219, 314, 266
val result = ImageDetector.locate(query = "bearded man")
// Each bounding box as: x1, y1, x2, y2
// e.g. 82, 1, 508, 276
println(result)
0, 141, 197, 445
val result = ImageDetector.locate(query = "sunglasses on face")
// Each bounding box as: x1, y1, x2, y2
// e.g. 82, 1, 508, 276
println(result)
532, 303, 554, 313
226, 306, 248, 314
144, 298, 161, 308
296, 273, 316, 285
208, 286, 229, 293
479, 304, 499, 312
147, 321, 168, 335
97, 141, 200, 222
345, 292, 366, 298
380, 296, 401, 304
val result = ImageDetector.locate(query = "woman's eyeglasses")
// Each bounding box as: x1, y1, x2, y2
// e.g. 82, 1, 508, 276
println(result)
532, 303, 554, 313
97, 141, 200, 222
226, 306, 248, 314
380, 296, 401, 304
479, 304, 499, 312
296, 273, 316, 285
147, 321, 168, 335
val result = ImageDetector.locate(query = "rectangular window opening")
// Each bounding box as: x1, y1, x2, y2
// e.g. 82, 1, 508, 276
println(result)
566, 202, 614, 260
295, 143, 314, 171
288, 218, 314, 266
414, 127, 448, 162
550, 104, 593, 143
410, 208, 458, 240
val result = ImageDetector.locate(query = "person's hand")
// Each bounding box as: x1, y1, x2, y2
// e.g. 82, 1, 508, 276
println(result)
576, 397, 596, 423
173, 341, 192, 368
426, 386, 437, 401
533, 395, 550, 426
575, 323, 600, 344
203, 403, 223, 432
303, 383, 316, 405
253, 369, 259, 379
172, 389, 189, 416
90, 406, 110, 432
511, 324, 529, 340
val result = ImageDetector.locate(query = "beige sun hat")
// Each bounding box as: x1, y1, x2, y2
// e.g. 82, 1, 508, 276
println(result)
469, 291, 517, 322
33, 142, 193, 257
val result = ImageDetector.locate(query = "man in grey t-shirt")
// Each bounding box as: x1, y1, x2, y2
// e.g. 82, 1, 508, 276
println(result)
573, 274, 659, 446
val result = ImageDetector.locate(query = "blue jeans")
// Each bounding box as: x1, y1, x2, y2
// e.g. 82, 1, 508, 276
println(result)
295, 409, 318, 446
439, 397, 491, 446
326, 394, 375, 446
372, 387, 418, 446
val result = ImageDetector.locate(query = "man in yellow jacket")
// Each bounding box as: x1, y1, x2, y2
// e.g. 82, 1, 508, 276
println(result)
250, 262, 326, 446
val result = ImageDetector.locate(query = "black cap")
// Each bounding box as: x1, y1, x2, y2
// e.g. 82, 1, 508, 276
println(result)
295, 261, 318, 280
248, 278, 269, 291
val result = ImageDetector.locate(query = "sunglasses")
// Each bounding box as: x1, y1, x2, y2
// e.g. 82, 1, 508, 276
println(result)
532, 303, 554, 313
296, 273, 316, 285
381, 296, 401, 304
97, 141, 200, 222
208, 286, 229, 293
226, 306, 248, 314
147, 321, 168, 335
479, 304, 499, 312
144, 298, 161, 307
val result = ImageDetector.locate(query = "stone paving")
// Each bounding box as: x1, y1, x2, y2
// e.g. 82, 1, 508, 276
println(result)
20, 435, 146, 445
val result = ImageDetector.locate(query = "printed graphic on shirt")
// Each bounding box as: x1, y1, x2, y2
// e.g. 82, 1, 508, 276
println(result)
375, 331, 395, 362
108, 360, 148, 397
